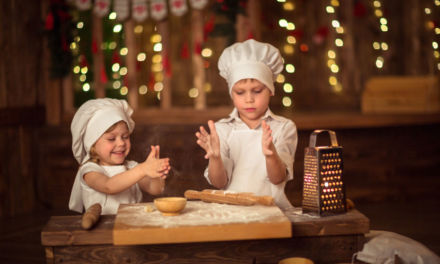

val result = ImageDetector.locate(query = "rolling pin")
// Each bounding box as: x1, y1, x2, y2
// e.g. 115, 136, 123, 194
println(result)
81, 203, 101, 230
184, 189, 274, 206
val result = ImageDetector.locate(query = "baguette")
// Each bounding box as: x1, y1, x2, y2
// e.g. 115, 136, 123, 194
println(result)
81, 203, 101, 230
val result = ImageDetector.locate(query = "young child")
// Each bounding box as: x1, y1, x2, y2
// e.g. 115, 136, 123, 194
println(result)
196, 39, 298, 209
69, 98, 170, 215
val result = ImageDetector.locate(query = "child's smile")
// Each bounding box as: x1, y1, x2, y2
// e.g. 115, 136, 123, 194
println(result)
93, 121, 131, 166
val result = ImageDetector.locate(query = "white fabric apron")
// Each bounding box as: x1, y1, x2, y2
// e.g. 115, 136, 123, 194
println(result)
226, 129, 292, 209
69, 162, 142, 215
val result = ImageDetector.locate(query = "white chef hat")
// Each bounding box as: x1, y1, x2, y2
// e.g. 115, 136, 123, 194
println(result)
218, 39, 284, 95
71, 98, 135, 165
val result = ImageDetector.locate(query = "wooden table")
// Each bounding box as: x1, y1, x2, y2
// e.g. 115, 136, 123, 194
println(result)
41, 207, 369, 264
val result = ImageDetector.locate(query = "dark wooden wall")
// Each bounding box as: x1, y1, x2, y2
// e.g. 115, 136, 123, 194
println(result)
31, 122, 440, 216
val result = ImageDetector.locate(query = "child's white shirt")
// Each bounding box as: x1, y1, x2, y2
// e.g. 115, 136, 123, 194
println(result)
204, 108, 298, 209
69, 160, 142, 215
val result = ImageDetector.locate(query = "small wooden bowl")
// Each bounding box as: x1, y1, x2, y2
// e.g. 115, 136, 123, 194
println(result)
154, 197, 187, 216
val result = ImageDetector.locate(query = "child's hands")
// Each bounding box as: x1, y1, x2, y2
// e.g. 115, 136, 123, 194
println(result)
196, 120, 220, 159
262, 120, 275, 156
144, 145, 170, 179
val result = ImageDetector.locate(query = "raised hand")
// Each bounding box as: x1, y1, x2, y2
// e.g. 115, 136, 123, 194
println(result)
144, 145, 170, 178
195, 120, 220, 159
262, 120, 275, 156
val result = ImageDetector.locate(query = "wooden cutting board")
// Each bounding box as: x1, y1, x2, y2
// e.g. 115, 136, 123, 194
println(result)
113, 201, 291, 245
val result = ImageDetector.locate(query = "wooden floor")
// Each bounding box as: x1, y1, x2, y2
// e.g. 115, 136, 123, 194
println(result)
0, 194, 439, 264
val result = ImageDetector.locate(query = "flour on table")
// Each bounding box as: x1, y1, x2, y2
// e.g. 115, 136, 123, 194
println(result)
116, 201, 287, 228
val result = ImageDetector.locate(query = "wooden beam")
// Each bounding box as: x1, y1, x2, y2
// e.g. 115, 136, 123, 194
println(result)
124, 19, 138, 109
157, 20, 171, 109
192, 9, 206, 110
92, 14, 105, 99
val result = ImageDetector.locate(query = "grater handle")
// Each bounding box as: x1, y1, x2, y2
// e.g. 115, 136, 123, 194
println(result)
309, 129, 339, 147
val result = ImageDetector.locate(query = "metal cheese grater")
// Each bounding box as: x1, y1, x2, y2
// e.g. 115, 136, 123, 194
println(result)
302, 130, 347, 216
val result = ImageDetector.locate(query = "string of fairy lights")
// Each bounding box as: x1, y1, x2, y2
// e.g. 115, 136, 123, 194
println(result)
325, 0, 343, 93
276, 0, 296, 108
425, 0, 440, 72
371, 0, 389, 70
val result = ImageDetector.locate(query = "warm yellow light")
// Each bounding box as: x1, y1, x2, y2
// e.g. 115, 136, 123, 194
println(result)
154, 82, 164, 92
375, 9, 383, 17
112, 63, 120, 72
81, 66, 88, 74
152, 54, 162, 63
425, 8, 432, 15
381, 42, 389, 50
435, 0, 440, 6
432, 42, 439, 50
137, 53, 146, 62
336, 27, 344, 34
189, 87, 199, 98
283, 83, 293, 93
283, 44, 294, 55
286, 22, 295, 30
329, 76, 337, 86
330, 64, 339, 73
151, 63, 163, 72
330, 0, 339, 7
285, 64, 295, 73
77, 22, 84, 29
201, 48, 213, 58
155, 72, 164, 82
335, 38, 344, 47
70, 42, 77, 50
277, 0, 286, 2
326, 6, 335, 13
109, 42, 117, 50
73, 66, 80, 74
278, 19, 288, 28
380, 24, 388, 32
327, 59, 335, 67
120, 47, 128, 56
380, 18, 387, 25
328, 50, 336, 59
151, 34, 162, 43
79, 74, 86, 82
283, 2, 294, 11
434, 51, 440, 59
109, 12, 117, 20
153, 43, 162, 52
134, 25, 143, 34
120, 86, 128, 95
139, 85, 148, 95
119, 67, 127, 76
332, 83, 342, 93
286, 36, 296, 44
82, 83, 90, 92
373, 1, 381, 8
113, 24, 123, 33
375, 56, 384, 68
276, 74, 285, 83
282, 96, 292, 107
331, 20, 340, 28
113, 81, 121, 89
204, 83, 212, 92
373, 42, 380, 50
435, 28, 440, 34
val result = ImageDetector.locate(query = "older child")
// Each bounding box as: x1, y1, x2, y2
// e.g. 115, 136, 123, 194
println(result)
69, 98, 170, 215
196, 39, 298, 209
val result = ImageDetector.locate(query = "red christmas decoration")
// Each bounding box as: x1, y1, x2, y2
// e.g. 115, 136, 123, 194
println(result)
162, 53, 172, 77
45, 12, 54, 30
112, 50, 121, 64
354, 1, 367, 17
289, 29, 304, 41
100, 65, 108, 83
180, 42, 190, 59
91, 39, 98, 54
79, 54, 89, 68
194, 41, 202, 55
